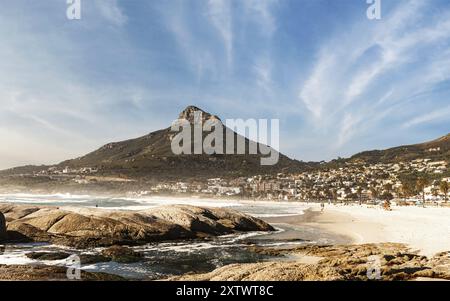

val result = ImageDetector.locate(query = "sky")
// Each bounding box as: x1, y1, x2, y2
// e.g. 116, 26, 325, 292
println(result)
0, 0, 450, 169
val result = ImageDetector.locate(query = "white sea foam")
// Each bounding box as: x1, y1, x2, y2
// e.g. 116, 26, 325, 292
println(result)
130, 196, 245, 208
0, 251, 35, 265
257, 241, 311, 247
251, 212, 304, 218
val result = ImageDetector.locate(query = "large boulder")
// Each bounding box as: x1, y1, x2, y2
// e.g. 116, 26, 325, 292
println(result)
0, 265, 123, 281
0, 211, 6, 241
0, 204, 274, 248
6, 221, 52, 243
146, 205, 274, 234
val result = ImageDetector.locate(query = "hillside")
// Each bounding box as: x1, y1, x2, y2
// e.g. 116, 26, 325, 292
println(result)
349, 133, 450, 164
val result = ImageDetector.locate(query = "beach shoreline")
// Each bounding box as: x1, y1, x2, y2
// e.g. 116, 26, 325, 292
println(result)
266, 204, 450, 257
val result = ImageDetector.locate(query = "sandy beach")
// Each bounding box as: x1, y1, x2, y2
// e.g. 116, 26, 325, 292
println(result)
267, 204, 450, 257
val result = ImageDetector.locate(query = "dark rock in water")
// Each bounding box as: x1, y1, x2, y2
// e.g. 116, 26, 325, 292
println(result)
0, 212, 6, 241
26, 252, 71, 261
0, 264, 124, 281
79, 254, 111, 264
0, 204, 274, 248
101, 245, 143, 263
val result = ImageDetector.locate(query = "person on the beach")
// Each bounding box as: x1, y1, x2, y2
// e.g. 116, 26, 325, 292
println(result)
320, 202, 325, 212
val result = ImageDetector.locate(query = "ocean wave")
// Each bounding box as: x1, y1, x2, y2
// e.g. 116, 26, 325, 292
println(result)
252, 211, 304, 218
0, 194, 309, 218
0, 193, 93, 199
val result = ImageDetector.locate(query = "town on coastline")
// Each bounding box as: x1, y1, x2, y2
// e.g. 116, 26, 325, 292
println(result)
8, 156, 449, 207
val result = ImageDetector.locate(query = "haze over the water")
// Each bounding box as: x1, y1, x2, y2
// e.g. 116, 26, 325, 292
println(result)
0, 193, 307, 218
1, 0, 450, 170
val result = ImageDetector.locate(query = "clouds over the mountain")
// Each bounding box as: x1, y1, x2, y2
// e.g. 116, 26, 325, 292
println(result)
0, 0, 449, 169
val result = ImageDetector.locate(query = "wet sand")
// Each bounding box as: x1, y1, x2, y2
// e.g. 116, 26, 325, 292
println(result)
281, 207, 386, 245
257, 209, 353, 247
261, 206, 390, 249
263, 207, 395, 248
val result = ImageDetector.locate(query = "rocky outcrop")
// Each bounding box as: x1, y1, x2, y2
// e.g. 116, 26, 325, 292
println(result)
101, 245, 143, 263
0, 265, 123, 281
172, 262, 344, 281
173, 243, 450, 281
24, 247, 144, 264
0, 204, 274, 248
26, 252, 72, 261
178, 105, 221, 124
147, 205, 272, 234
0, 211, 6, 241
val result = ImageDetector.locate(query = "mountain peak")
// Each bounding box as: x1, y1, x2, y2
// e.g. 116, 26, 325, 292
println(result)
179, 105, 205, 115
178, 105, 221, 124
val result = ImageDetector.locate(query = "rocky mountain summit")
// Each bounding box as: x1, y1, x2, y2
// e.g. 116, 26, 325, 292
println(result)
0, 204, 274, 248
177, 105, 221, 124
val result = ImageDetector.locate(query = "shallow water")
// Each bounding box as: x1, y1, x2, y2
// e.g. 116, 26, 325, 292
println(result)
0, 229, 308, 279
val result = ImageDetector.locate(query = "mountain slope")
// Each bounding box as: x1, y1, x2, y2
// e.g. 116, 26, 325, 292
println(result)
349, 133, 450, 164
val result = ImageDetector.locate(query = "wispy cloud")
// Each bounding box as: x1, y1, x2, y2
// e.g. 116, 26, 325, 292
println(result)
165, 6, 217, 79
300, 0, 428, 119
403, 106, 450, 128
94, 0, 128, 26
243, 0, 279, 36
207, 0, 233, 66
253, 55, 273, 92
337, 113, 362, 148
298, 0, 450, 150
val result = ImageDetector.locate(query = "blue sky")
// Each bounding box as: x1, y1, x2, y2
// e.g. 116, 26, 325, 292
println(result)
1, 0, 450, 169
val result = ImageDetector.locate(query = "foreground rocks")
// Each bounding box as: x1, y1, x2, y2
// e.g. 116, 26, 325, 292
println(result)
0, 264, 124, 281
172, 243, 450, 281
172, 262, 344, 281
0, 203, 274, 248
